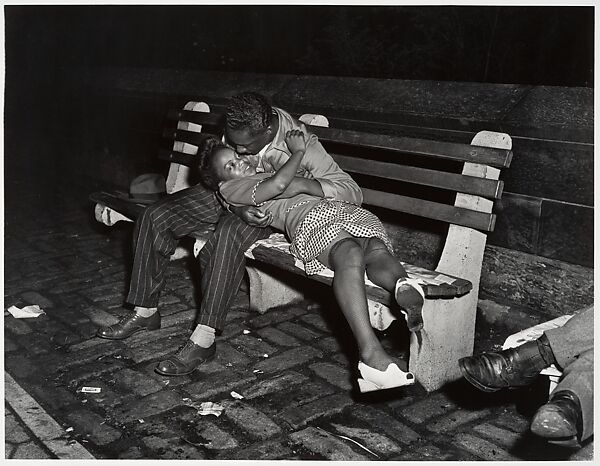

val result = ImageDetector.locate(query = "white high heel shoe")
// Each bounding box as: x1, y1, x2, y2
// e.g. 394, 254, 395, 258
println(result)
357, 361, 415, 393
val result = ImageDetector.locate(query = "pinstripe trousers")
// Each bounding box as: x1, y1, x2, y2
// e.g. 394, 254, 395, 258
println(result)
126, 182, 272, 331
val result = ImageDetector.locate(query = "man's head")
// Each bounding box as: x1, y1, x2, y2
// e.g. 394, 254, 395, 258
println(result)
225, 92, 275, 155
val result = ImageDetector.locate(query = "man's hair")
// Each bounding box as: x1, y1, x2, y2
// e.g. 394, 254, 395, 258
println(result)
197, 135, 227, 191
226, 91, 272, 135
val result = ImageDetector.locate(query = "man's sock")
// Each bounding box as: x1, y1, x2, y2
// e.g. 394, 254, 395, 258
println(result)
536, 333, 558, 367
190, 324, 216, 348
134, 306, 158, 318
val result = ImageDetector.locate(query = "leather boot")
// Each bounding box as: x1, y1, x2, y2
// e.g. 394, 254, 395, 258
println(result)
155, 340, 216, 376
96, 312, 161, 340
531, 390, 583, 447
458, 342, 547, 392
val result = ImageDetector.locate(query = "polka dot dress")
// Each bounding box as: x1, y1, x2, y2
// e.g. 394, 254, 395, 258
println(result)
290, 199, 394, 275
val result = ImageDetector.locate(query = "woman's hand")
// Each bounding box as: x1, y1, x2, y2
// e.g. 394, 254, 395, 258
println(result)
285, 129, 306, 155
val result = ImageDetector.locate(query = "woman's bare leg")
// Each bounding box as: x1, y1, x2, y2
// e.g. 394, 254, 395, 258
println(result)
318, 233, 393, 371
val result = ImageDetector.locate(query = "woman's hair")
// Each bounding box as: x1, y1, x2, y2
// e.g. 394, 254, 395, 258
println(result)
197, 135, 227, 191
226, 91, 272, 136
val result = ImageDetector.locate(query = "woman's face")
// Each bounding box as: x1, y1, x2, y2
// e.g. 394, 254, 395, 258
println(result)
213, 147, 257, 182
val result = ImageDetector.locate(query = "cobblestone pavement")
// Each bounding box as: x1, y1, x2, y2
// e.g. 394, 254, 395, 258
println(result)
4, 180, 593, 460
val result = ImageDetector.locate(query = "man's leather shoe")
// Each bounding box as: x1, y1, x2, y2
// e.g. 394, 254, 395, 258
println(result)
531, 390, 583, 446
155, 341, 216, 376
96, 312, 161, 340
458, 346, 545, 393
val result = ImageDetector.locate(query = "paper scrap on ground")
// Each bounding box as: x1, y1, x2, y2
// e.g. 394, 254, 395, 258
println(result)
79, 387, 102, 394
230, 391, 244, 400
7, 305, 45, 318
198, 402, 224, 417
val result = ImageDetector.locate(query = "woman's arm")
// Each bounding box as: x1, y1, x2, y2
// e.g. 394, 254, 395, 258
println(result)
273, 176, 324, 199
252, 130, 306, 204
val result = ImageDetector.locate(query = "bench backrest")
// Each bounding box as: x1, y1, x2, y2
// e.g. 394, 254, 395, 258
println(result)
160, 103, 512, 232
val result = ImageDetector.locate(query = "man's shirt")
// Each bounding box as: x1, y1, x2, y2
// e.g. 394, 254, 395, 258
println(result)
245, 108, 363, 206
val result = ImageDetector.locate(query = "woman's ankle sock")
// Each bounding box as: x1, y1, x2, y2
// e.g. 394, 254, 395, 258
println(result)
190, 324, 216, 348
134, 306, 158, 318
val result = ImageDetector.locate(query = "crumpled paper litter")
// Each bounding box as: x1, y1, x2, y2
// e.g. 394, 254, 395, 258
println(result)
7, 305, 45, 318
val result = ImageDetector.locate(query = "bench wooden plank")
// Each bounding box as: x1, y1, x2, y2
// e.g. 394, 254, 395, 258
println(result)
248, 244, 472, 304
158, 149, 198, 165
89, 191, 214, 242
166, 110, 513, 168
89, 191, 146, 219
163, 128, 213, 147
311, 127, 513, 168
158, 150, 503, 201
361, 188, 496, 232
167, 109, 222, 126
332, 154, 503, 199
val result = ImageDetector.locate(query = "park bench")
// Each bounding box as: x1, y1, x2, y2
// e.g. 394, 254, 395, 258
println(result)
90, 100, 512, 391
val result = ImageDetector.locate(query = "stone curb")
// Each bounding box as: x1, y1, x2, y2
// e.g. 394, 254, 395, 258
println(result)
5, 371, 95, 459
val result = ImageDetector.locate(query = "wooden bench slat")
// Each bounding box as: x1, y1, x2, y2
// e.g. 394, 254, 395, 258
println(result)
90, 191, 215, 240
167, 110, 512, 168
249, 244, 472, 304
167, 109, 222, 126
162, 128, 211, 146
89, 191, 147, 219
310, 126, 512, 168
159, 148, 503, 201
158, 149, 197, 165
361, 188, 496, 232
332, 154, 503, 199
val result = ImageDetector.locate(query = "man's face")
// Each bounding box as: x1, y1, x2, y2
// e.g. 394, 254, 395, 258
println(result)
225, 127, 271, 156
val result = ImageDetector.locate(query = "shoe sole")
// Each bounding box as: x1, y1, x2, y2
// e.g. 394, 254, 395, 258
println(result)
96, 325, 160, 340
458, 358, 501, 393
395, 285, 424, 332
154, 352, 216, 377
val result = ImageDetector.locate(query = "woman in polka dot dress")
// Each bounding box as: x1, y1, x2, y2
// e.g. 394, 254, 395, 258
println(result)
198, 131, 425, 393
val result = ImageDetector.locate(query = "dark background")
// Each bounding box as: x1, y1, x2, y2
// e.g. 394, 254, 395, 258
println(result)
5, 5, 594, 86
3, 5, 595, 270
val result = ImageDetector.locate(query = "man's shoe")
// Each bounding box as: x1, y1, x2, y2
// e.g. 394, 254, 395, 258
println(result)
531, 390, 583, 446
155, 341, 216, 376
458, 346, 544, 393
96, 312, 161, 340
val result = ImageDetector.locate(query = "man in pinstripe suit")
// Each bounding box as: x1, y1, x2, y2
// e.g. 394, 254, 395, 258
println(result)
96, 92, 361, 377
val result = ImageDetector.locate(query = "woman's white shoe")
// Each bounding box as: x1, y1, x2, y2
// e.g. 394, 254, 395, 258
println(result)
357, 361, 415, 393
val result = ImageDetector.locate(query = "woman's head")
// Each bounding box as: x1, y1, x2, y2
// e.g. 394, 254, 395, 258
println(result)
198, 135, 257, 190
